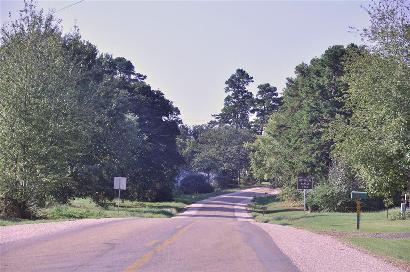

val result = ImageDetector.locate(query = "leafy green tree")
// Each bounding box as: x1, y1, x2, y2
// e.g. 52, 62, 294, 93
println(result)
177, 125, 205, 170
251, 83, 282, 134
362, 0, 409, 63
332, 0, 410, 197
0, 2, 89, 216
332, 52, 409, 197
248, 45, 357, 191
179, 125, 254, 187
65, 35, 183, 202
214, 69, 254, 129
0, 1, 185, 218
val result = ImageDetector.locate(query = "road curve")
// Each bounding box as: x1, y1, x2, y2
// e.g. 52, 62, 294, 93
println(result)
1, 188, 298, 272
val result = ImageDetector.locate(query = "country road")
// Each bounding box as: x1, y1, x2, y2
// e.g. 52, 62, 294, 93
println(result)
1, 188, 297, 272
0, 188, 404, 272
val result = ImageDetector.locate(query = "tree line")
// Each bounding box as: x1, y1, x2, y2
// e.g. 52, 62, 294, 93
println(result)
180, 0, 409, 211
0, 2, 182, 217
1, 0, 408, 218
177, 68, 282, 187
249, 0, 409, 209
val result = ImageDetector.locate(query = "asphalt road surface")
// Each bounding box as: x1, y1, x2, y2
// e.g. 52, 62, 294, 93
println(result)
1, 188, 299, 272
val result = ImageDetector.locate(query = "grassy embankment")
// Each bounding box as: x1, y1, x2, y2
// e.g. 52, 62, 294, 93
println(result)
249, 195, 410, 266
0, 188, 240, 226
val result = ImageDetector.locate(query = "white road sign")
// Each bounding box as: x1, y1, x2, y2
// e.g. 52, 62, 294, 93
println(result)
114, 177, 127, 190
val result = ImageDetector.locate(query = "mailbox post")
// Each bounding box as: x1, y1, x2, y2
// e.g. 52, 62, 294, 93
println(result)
351, 191, 367, 230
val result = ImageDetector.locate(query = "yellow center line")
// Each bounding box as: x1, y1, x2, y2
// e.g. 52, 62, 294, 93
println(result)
144, 240, 160, 247
123, 222, 194, 272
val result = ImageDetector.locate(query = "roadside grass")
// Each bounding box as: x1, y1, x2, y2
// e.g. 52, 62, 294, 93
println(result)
0, 188, 240, 226
249, 195, 409, 233
249, 195, 410, 265
347, 238, 410, 264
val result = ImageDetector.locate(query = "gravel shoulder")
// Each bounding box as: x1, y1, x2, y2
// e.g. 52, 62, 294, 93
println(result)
0, 217, 128, 245
253, 219, 406, 272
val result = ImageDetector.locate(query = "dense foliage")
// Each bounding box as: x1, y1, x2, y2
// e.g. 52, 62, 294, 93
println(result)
251, 83, 283, 134
249, 45, 357, 188
179, 174, 214, 194
0, 2, 182, 217
178, 68, 279, 188
178, 125, 254, 188
214, 69, 254, 130
249, 0, 410, 210
1, 0, 408, 218
332, 52, 410, 198
332, 0, 410, 200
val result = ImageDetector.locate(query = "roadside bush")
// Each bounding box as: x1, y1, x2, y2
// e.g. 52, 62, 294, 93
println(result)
279, 186, 302, 204
307, 183, 353, 212
45, 205, 104, 219
91, 192, 110, 209
0, 180, 40, 219
307, 160, 360, 212
0, 194, 38, 219
212, 173, 230, 189
179, 174, 214, 194
390, 210, 410, 221
239, 170, 257, 186
50, 177, 78, 204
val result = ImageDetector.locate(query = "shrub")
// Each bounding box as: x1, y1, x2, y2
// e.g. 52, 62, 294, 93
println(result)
45, 205, 103, 219
179, 174, 214, 194
279, 186, 302, 203
240, 170, 257, 186
0, 181, 40, 219
307, 183, 354, 212
0, 194, 38, 219
212, 173, 233, 189
307, 160, 361, 212
390, 210, 410, 221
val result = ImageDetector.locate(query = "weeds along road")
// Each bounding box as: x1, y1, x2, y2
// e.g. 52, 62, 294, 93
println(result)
0, 188, 298, 272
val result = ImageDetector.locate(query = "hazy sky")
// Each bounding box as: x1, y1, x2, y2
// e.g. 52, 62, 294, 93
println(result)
1, 0, 370, 125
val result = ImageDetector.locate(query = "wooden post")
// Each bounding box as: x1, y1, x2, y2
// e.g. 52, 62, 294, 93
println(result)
356, 199, 361, 230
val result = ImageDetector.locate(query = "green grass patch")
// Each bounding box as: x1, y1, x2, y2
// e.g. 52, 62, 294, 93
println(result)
250, 195, 410, 265
250, 195, 410, 233
347, 238, 410, 264
0, 217, 47, 226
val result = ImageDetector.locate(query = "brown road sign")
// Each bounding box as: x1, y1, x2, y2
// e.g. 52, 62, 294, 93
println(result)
297, 177, 313, 190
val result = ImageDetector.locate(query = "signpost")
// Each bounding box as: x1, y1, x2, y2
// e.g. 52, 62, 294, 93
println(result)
401, 194, 408, 218
114, 177, 127, 214
297, 176, 313, 211
351, 191, 367, 230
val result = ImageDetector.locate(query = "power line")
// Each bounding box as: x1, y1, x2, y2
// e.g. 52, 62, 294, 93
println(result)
56, 0, 85, 13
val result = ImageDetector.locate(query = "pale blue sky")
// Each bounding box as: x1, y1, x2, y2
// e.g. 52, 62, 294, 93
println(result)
1, 0, 370, 125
